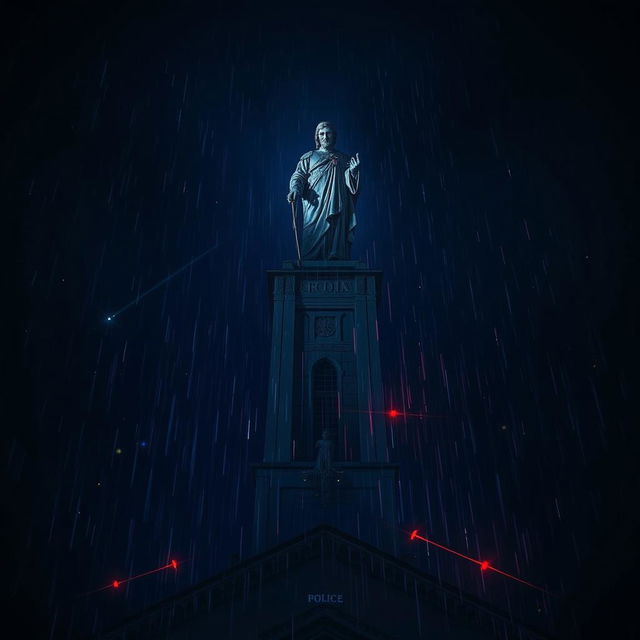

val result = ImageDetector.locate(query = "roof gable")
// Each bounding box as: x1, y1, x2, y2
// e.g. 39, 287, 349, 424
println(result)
100, 525, 553, 640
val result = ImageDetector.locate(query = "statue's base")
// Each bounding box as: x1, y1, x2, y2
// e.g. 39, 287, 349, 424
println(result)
282, 259, 367, 270
267, 260, 382, 301
258, 260, 394, 555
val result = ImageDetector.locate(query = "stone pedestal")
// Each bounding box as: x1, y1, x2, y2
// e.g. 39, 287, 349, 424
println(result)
253, 261, 398, 554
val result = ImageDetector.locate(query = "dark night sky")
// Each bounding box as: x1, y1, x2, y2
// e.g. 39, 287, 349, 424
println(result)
3, 1, 639, 638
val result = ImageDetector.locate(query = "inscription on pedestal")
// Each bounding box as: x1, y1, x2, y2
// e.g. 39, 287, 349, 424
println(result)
301, 280, 352, 294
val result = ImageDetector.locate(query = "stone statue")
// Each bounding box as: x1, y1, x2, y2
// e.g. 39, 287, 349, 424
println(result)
315, 429, 334, 472
287, 122, 360, 260
303, 428, 342, 506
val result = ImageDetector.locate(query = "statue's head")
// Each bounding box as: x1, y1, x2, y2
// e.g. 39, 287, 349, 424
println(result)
315, 121, 336, 150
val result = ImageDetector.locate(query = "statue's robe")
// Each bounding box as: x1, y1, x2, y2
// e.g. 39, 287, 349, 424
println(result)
289, 149, 359, 260
315, 438, 334, 472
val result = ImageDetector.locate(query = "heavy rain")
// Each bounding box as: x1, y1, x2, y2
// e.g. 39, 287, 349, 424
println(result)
5, 2, 638, 639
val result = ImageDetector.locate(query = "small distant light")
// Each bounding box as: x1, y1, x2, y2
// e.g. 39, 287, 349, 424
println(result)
140, 441, 148, 447
107, 316, 112, 321
388, 410, 399, 418
113, 580, 119, 588
115, 448, 122, 455
481, 561, 489, 571
171, 560, 178, 569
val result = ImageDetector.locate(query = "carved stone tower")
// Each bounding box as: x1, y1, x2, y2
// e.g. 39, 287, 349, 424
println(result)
253, 259, 398, 554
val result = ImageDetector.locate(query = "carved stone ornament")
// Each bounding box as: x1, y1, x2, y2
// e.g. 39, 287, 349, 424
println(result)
315, 316, 337, 337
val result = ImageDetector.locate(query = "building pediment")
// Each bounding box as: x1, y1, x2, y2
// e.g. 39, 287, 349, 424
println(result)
99, 525, 552, 640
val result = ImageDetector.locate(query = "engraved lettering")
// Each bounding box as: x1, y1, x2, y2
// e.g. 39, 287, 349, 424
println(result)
301, 280, 352, 294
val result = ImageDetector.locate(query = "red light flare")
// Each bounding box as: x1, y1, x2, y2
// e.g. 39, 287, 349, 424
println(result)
342, 408, 435, 419
89, 559, 180, 594
408, 530, 549, 594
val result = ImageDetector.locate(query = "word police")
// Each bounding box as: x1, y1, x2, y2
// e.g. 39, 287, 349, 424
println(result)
307, 593, 344, 604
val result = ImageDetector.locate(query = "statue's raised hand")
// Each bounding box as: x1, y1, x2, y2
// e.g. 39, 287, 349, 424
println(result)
349, 153, 360, 175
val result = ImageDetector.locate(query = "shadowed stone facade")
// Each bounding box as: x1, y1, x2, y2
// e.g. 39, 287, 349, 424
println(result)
96, 262, 555, 639
253, 260, 398, 554
99, 526, 552, 640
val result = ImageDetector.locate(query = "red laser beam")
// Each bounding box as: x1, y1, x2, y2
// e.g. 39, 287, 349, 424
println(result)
90, 560, 179, 594
408, 530, 547, 593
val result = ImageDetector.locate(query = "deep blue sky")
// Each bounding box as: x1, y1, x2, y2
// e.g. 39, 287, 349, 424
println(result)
4, 1, 639, 638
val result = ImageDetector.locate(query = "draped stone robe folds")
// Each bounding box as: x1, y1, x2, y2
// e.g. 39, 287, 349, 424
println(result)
289, 150, 359, 260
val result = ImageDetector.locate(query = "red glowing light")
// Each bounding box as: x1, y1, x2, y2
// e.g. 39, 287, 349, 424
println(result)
409, 529, 547, 593
171, 560, 178, 569
112, 580, 119, 588
342, 408, 437, 419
